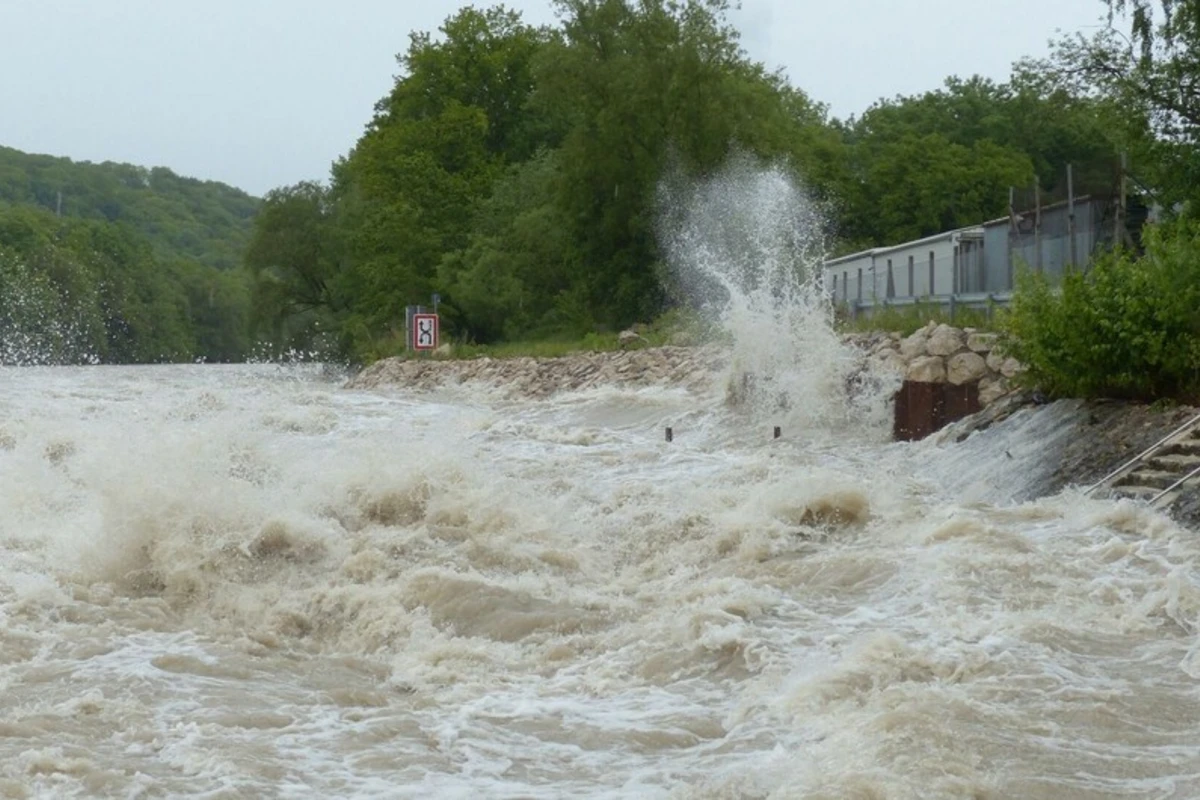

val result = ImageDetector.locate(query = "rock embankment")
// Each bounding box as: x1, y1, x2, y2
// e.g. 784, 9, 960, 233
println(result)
348, 323, 1025, 408
346, 345, 728, 397
847, 321, 1022, 407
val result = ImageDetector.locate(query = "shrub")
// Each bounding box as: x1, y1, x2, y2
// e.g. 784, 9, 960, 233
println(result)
1001, 219, 1200, 401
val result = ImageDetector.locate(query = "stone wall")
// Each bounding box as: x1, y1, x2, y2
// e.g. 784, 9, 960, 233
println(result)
847, 321, 1022, 407
347, 323, 1023, 409
346, 345, 728, 397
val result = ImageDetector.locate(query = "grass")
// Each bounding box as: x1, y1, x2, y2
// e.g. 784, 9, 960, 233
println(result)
365, 307, 716, 362
835, 300, 1003, 336
360, 300, 1002, 364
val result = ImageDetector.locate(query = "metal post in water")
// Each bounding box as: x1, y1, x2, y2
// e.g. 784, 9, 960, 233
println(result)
665, 427, 673, 443
773, 426, 781, 440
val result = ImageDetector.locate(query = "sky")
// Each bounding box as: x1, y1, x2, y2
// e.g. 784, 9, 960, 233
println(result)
0, 0, 1110, 197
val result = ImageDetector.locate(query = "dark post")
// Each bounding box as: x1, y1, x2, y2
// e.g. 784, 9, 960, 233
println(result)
665, 427, 673, 443
773, 426, 781, 440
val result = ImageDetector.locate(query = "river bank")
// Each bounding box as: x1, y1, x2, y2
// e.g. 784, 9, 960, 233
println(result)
348, 328, 1200, 526
347, 321, 1018, 403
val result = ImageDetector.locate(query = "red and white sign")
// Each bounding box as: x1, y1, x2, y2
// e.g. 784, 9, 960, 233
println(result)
413, 313, 439, 351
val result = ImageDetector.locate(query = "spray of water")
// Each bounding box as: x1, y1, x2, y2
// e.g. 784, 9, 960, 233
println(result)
657, 154, 897, 434
0, 253, 101, 366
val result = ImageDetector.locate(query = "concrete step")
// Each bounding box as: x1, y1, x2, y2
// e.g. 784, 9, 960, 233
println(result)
1114, 469, 1183, 491
1111, 485, 1162, 502
1160, 440, 1200, 458
1145, 453, 1200, 473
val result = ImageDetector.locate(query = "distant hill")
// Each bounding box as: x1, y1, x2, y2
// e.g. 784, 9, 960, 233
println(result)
0, 145, 259, 270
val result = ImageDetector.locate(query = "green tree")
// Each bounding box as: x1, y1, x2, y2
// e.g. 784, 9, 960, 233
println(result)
244, 181, 342, 351
0, 205, 213, 364
838, 73, 1128, 246
1050, 1, 1200, 209
324, 6, 552, 355
528, 0, 833, 330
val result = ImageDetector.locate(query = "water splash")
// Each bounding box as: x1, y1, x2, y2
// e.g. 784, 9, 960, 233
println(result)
657, 154, 896, 433
0, 254, 101, 366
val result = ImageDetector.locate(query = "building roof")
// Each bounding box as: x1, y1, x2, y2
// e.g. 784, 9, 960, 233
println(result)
823, 225, 983, 267
823, 195, 1107, 268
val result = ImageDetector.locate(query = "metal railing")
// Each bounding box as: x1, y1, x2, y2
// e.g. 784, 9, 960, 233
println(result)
1081, 412, 1200, 496
847, 292, 1013, 322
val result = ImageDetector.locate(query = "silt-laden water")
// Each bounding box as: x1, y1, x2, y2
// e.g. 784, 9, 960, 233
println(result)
2, 362, 1200, 799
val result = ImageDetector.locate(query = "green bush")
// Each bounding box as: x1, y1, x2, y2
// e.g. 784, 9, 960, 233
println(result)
1001, 219, 1200, 400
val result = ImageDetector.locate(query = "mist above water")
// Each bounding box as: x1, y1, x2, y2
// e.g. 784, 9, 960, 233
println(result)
658, 155, 896, 433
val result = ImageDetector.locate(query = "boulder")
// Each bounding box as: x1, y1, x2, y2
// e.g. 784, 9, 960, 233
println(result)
986, 351, 1005, 373
966, 332, 998, 354
874, 350, 908, 375
925, 324, 965, 356
899, 328, 930, 359
999, 357, 1024, 379
618, 330, 643, 349
871, 338, 898, 356
906, 355, 946, 383
978, 376, 1011, 407
946, 352, 988, 386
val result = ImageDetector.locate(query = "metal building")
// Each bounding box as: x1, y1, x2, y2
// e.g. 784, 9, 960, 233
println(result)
824, 192, 1135, 317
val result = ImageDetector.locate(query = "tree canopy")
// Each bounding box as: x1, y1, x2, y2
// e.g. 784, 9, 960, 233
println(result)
0, 148, 258, 363
5, 0, 1172, 364
245, 0, 1140, 359
0, 146, 258, 270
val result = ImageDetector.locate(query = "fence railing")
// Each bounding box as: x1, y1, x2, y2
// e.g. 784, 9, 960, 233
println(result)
846, 291, 1013, 323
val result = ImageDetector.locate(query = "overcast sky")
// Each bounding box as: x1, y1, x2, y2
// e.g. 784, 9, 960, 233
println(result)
0, 0, 1109, 196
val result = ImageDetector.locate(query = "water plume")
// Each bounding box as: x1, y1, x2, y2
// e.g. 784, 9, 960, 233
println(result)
657, 153, 896, 433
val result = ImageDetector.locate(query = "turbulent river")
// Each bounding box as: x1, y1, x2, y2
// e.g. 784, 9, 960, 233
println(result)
2, 361, 1200, 799
5, 163, 1200, 798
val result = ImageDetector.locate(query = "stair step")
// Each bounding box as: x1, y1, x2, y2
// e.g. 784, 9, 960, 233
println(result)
1144, 453, 1200, 472
1160, 440, 1200, 458
1152, 489, 1181, 508
1114, 469, 1183, 490
1111, 485, 1162, 501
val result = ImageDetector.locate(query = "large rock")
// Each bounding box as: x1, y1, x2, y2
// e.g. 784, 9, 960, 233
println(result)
999, 357, 1024, 379
899, 328, 930, 359
618, 330, 643, 349
925, 324, 965, 357
906, 355, 946, 383
986, 351, 1005, 373
967, 332, 998, 354
874, 350, 908, 375
946, 351, 988, 386
978, 376, 1011, 406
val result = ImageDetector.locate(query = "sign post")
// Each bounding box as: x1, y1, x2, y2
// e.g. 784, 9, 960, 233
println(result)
413, 313, 439, 352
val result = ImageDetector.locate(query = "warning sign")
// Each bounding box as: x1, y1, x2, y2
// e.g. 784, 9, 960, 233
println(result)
413, 313, 439, 351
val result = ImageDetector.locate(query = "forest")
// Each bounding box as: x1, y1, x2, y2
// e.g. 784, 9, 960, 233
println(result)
248, 0, 1191, 362
0, 147, 257, 363
3, 0, 1197, 371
